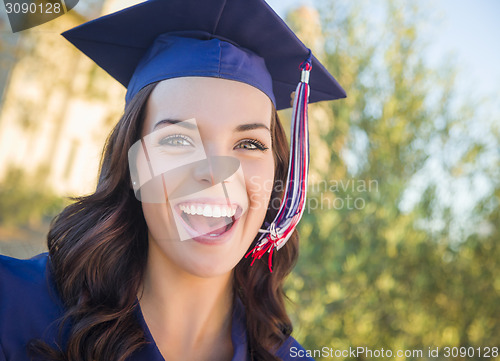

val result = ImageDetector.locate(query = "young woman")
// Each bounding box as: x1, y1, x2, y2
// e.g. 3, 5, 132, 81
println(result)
0, 0, 345, 360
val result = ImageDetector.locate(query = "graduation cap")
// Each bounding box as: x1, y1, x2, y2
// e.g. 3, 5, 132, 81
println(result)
61, 0, 346, 271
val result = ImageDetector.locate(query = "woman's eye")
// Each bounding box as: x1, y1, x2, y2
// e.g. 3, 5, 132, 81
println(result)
159, 134, 193, 147
234, 139, 269, 151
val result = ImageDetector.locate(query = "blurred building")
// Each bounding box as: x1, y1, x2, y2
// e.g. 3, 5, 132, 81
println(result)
0, 14, 20, 103
0, 0, 140, 197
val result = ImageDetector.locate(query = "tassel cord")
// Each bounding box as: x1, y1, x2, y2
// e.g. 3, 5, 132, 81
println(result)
245, 55, 312, 272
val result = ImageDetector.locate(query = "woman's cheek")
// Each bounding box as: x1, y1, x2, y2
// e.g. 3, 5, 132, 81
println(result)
141, 202, 178, 242
139, 173, 185, 242
243, 159, 274, 216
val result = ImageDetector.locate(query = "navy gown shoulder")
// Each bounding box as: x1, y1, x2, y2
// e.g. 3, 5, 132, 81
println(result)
0, 252, 67, 361
0, 252, 314, 361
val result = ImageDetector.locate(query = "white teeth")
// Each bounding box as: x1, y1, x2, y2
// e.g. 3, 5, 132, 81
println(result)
203, 205, 212, 217
179, 204, 237, 218
212, 206, 221, 218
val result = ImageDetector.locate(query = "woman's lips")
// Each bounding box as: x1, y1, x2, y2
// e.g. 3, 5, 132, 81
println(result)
173, 199, 244, 245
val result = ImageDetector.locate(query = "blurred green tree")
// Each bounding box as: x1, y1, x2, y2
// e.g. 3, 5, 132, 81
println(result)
282, 0, 500, 359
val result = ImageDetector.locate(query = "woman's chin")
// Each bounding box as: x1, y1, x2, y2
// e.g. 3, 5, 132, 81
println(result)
181, 229, 250, 277
146, 208, 266, 278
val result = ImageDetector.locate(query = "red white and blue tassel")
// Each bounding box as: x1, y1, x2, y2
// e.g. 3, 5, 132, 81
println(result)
245, 52, 312, 273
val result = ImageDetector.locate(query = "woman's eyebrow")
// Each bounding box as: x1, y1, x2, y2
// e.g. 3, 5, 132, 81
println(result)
153, 119, 197, 131
234, 123, 270, 132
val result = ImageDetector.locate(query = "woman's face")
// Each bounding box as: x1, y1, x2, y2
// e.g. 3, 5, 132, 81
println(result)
136, 77, 274, 277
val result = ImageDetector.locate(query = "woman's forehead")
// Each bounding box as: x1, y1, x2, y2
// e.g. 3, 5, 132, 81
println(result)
144, 77, 273, 130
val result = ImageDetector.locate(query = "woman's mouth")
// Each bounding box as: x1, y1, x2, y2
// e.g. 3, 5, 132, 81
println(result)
174, 201, 243, 244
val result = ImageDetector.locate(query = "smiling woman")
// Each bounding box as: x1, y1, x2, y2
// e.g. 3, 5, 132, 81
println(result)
0, 0, 345, 360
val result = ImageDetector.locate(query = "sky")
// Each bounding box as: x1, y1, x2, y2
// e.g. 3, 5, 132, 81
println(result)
425, 0, 500, 98
267, 0, 500, 99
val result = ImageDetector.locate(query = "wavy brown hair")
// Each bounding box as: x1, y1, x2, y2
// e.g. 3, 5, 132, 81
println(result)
27, 81, 299, 361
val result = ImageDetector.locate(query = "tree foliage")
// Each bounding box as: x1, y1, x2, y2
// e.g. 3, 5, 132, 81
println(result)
284, 1, 500, 359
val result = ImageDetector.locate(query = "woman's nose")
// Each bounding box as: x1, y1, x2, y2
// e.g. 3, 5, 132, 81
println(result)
192, 156, 241, 186
192, 157, 215, 184
192, 141, 227, 183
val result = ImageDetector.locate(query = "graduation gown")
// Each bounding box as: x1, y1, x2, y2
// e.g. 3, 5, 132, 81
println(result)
0, 253, 313, 361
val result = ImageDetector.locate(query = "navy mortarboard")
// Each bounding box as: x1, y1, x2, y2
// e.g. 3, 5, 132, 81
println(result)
61, 0, 346, 271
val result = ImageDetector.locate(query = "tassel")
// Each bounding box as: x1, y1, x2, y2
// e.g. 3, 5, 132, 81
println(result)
245, 51, 312, 273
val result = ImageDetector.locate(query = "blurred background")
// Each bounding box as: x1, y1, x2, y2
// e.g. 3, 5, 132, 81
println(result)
1, 0, 499, 359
